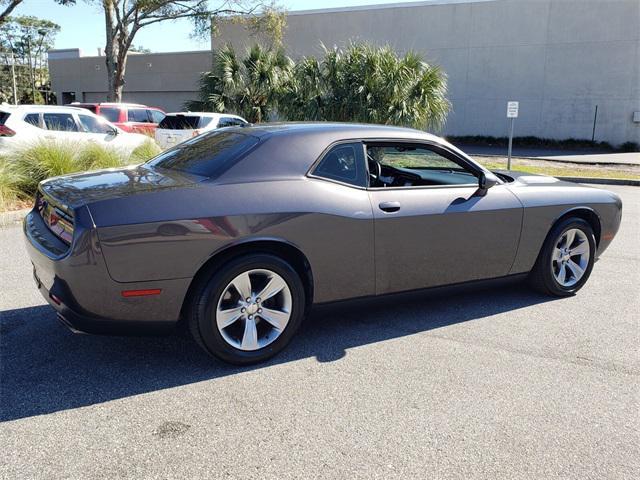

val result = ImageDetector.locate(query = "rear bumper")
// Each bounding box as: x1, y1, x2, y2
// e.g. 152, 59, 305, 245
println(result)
24, 208, 190, 335
32, 266, 175, 335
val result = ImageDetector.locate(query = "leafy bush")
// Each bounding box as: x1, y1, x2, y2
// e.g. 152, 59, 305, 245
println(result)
186, 44, 293, 123
76, 142, 125, 171
0, 139, 162, 210
447, 136, 616, 151
130, 139, 162, 164
188, 42, 451, 129
0, 156, 24, 213
619, 141, 639, 153
11, 141, 79, 196
280, 43, 450, 129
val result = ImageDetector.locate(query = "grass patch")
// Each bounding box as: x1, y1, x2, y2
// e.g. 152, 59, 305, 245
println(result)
478, 160, 640, 180
0, 156, 26, 212
0, 139, 162, 212
446, 135, 640, 152
130, 139, 162, 164
76, 143, 125, 171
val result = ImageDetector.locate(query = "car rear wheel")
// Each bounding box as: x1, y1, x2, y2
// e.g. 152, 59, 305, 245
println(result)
529, 217, 596, 296
188, 254, 306, 365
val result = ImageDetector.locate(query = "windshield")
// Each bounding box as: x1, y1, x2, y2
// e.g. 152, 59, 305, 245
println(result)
147, 129, 260, 178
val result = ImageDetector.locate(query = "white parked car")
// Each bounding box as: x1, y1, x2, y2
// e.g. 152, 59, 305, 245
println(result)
0, 104, 150, 154
155, 112, 247, 149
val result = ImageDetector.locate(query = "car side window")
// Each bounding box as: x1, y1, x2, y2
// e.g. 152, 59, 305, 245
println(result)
312, 142, 366, 187
99, 107, 120, 123
43, 113, 78, 132
24, 113, 41, 128
78, 114, 112, 134
148, 109, 165, 123
128, 108, 150, 123
218, 117, 246, 128
366, 143, 477, 188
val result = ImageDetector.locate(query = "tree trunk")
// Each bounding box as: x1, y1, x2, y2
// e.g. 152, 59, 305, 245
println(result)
113, 39, 128, 102
0, 0, 24, 26
103, 0, 135, 102
103, 0, 119, 102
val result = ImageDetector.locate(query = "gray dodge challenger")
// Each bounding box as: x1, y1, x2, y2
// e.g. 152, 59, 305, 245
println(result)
24, 123, 622, 364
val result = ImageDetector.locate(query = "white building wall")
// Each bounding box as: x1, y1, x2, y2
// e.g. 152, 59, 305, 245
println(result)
215, 0, 640, 146
49, 51, 212, 112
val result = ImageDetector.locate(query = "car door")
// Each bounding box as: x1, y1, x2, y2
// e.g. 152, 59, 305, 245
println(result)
366, 141, 523, 295
307, 141, 375, 301
76, 113, 119, 146
126, 108, 152, 134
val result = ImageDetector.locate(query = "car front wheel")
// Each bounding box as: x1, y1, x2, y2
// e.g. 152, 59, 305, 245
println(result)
188, 254, 306, 365
529, 217, 596, 296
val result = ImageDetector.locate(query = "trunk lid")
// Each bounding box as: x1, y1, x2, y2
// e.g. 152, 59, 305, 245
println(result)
39, 164, 204, 209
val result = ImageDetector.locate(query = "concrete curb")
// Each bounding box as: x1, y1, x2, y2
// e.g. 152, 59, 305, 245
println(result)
556, 177, 640, 186
0, 208, 29, 227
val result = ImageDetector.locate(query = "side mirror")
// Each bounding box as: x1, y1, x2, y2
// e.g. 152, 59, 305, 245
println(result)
477, 171, 499, 194
108, 126, 119, 136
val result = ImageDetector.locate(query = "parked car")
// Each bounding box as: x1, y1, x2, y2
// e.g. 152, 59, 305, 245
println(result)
23, 123, 622, 365
68, 102, 165, 135
0, 104, 150, 154
155, 112, 247, 149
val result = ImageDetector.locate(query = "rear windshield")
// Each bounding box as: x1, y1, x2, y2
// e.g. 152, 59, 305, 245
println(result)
0, 112, 9, 125
147, 130, 259, 178
158, 115, 211, 130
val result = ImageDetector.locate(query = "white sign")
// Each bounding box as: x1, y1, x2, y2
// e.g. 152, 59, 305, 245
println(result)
507, 101, 519, 118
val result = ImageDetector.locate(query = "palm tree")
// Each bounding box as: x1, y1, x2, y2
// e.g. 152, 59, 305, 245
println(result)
186, 44, 294, 123
188, 42, 450, 129
280, 43, 450, 130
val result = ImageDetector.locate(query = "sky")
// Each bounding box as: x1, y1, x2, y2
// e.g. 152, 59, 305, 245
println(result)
12, 0, 410, 54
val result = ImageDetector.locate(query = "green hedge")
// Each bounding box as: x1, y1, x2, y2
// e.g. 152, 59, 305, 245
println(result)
0, 139, 161, 212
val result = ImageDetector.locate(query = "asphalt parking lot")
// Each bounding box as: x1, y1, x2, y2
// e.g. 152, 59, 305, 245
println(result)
1, 185, 638, 480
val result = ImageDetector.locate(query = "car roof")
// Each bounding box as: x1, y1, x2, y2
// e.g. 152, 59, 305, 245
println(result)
234, 121, 439, 141
212, 122, 451, 184
69, 102, 148, 108
164, 112, 244, 119
0, 104, 90, 114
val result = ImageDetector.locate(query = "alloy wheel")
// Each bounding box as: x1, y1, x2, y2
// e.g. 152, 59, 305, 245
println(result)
215, 268, 292, 351
551, 228, 590, 287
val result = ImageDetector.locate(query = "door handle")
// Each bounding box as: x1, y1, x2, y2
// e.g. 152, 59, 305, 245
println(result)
379, 201, 401, 213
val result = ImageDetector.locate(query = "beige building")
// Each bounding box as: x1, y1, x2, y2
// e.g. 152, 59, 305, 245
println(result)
49, 0, 640, 146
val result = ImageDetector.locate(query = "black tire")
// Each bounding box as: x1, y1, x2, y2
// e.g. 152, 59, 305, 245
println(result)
529, 217, 596, 297
187, 254, 306, 365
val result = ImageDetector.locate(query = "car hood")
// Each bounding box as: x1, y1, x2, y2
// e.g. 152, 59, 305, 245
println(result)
39, 164, 204, 208
494, 169, 586, 188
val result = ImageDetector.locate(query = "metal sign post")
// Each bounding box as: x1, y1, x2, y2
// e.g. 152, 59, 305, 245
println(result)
506, 101, 519, 170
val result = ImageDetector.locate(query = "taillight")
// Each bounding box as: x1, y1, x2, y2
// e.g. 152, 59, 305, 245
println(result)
192, 129, 201, 137
0, 125, 15, 137
36, 190, 74, 245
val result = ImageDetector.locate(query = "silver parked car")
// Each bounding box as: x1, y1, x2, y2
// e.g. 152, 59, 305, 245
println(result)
23, 123, 622, 364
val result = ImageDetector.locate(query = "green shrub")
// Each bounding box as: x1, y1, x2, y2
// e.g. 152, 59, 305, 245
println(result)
11, 140, 79, 196
619, 141, 639, 153
130, 139, 162, 164
76, 142, 124, 171
0, 156, 24, 212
